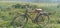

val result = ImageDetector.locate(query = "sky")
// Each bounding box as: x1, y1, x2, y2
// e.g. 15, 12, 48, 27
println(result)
0, 0, 60, 2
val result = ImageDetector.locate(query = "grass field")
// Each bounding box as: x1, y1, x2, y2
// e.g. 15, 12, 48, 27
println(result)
0, 2, 60, 28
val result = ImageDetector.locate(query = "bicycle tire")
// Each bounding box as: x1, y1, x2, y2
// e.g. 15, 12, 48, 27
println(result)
35, 13, 50, 26
8, 14, 28, 28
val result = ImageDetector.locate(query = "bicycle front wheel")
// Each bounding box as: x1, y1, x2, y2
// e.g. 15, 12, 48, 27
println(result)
13, 14, 28, 28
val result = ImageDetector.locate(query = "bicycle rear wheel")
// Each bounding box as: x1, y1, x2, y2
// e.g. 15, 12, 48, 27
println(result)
37, 15, 50, 26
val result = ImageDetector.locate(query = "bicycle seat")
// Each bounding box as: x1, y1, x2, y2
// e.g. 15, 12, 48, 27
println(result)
35, 8, 42, 13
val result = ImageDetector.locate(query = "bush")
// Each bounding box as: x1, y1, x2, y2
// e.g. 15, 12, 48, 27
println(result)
57, 4, 60, 8
12, 4, 39, 9
12, 4, 21, 9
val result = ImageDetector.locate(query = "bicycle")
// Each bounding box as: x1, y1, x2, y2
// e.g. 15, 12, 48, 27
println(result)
8, 6, 50, 28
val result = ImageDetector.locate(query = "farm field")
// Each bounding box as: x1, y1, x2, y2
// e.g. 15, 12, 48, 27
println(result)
0, 2, 60, 28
